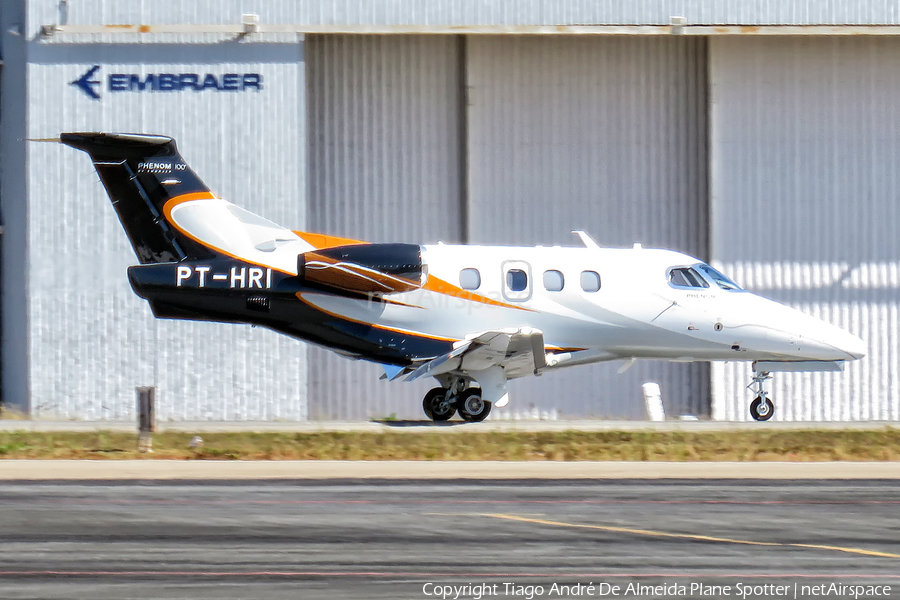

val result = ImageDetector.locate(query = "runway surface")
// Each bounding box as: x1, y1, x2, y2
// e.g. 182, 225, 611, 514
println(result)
2, 419, 898, 432
2, 459, 900, 480
1, 479, 898, 599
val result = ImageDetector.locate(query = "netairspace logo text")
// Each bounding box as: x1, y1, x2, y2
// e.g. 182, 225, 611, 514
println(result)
421, 581, 893, 600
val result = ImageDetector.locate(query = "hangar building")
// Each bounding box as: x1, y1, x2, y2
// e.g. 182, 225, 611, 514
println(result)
1, 1, 897, 422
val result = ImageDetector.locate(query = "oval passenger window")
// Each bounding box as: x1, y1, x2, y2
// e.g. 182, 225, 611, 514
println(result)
459, 268, 481, 290
580, 270, 601, 292
543, 270, 564, 292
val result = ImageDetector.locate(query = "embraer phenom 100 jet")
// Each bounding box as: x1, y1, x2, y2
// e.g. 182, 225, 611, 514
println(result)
60, 133, 866, 422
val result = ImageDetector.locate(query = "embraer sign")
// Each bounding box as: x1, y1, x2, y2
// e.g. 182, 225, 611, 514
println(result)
71, 65, 263, 100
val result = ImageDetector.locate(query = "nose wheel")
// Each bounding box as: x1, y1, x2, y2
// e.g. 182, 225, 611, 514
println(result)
748, 370, 774, 421
750, 396, 774, 421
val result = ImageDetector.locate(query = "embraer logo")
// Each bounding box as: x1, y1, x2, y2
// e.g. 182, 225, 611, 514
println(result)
70, 65, 263, 99
71, 65, 102, 100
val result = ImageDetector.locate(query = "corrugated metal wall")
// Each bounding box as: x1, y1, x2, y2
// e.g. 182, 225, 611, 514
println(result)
467, 36, 710, 418
305, 35, 464, 419
28, 0, 900, 30
26, 42, 308, 420
710, 37, 900, 421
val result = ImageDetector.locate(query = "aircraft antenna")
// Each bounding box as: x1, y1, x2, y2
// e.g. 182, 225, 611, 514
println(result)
571, 230, 600, 249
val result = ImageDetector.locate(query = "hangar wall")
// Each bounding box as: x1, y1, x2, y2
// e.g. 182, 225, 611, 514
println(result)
0, 0, 28, 413
305, 35, 465, 419
466, 36, 710, 418
26, 0, 900, 29
23, 41, 308, 420
8, 0, 899, 422
710, 37, 900, 421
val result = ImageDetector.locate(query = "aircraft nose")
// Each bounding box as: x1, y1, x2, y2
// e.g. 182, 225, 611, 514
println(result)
830, 329, 867, 361
802, 322, 867, 362
743, 296, 866, 362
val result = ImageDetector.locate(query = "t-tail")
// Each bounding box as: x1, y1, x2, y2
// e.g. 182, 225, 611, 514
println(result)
61, 132, 218, 263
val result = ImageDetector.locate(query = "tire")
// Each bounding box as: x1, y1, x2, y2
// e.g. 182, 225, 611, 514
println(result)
750, 396, 774, 421
423, 387, 455, 421
456, 388, 492, 423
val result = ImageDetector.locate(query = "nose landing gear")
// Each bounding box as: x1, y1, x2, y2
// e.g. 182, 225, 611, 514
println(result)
748, 370, 774, 421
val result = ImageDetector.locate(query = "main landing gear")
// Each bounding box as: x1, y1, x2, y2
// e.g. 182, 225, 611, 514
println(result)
748, 370, 774, 421
422, 380, 492, 423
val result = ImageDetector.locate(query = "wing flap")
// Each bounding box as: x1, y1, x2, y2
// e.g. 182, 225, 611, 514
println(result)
405, 327, 546, 383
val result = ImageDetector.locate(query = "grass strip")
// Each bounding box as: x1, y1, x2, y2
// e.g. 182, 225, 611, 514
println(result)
0, 429, 899, 461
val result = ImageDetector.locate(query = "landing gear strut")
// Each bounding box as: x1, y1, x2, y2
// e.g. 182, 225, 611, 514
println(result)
748, 370, 774, 421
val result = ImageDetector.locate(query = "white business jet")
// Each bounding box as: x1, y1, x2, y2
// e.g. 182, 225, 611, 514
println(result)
59, 133, 866, 422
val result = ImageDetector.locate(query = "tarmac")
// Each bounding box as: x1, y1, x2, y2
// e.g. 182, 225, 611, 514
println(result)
1, 477, 897, 599
1, 459, 900, 480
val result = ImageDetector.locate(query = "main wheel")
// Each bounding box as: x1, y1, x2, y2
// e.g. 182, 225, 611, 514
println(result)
456, 388, 492, 423
750, 396, 774, 421
422, 387, 455, 421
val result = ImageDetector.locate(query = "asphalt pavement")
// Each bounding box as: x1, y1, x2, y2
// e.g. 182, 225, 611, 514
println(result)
1, 478, 898, 599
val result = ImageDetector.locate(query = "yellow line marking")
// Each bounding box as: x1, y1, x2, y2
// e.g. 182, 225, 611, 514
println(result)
481, 514, 900, 559
423, 512, 546, 517
791, 543, 900, 559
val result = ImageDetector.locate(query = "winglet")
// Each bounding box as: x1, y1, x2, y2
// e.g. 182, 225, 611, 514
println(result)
572, 230, 600, 249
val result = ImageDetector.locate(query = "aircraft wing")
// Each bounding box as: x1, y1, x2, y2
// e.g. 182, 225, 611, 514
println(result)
405, 327, 547, 386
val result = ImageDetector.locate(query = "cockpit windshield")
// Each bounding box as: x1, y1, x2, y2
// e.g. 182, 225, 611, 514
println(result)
668, 267, 709, 289
697, 264, 743, 291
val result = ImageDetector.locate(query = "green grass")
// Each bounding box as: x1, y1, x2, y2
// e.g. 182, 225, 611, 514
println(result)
0, 429, 899, 461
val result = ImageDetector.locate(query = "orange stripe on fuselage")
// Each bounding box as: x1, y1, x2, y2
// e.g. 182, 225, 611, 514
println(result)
162, 191, 217, 217
162, 192, 297, 274
163, 194, 531, 313
422, 275, 534, 312
295, 292, 459, 343
294, 231, 368, 249
296, 292, 573, 354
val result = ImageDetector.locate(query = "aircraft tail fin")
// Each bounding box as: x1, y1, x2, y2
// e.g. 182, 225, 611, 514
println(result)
61, 132, 219, 264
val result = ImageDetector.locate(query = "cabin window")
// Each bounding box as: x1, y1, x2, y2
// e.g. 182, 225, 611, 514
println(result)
507, 269, 528, 292
580, 270, 601, 292
459, 268, 481, 290
668, 267, 709, 289
543, 270, 564, 292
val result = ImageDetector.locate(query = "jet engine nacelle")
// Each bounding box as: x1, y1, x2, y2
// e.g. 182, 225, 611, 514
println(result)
298, 243, 425, 295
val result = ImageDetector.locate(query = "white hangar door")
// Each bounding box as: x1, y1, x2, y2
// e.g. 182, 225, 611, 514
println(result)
305, 35, 465, 420
710, 38, 900, 422
466, 36, 711, 418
